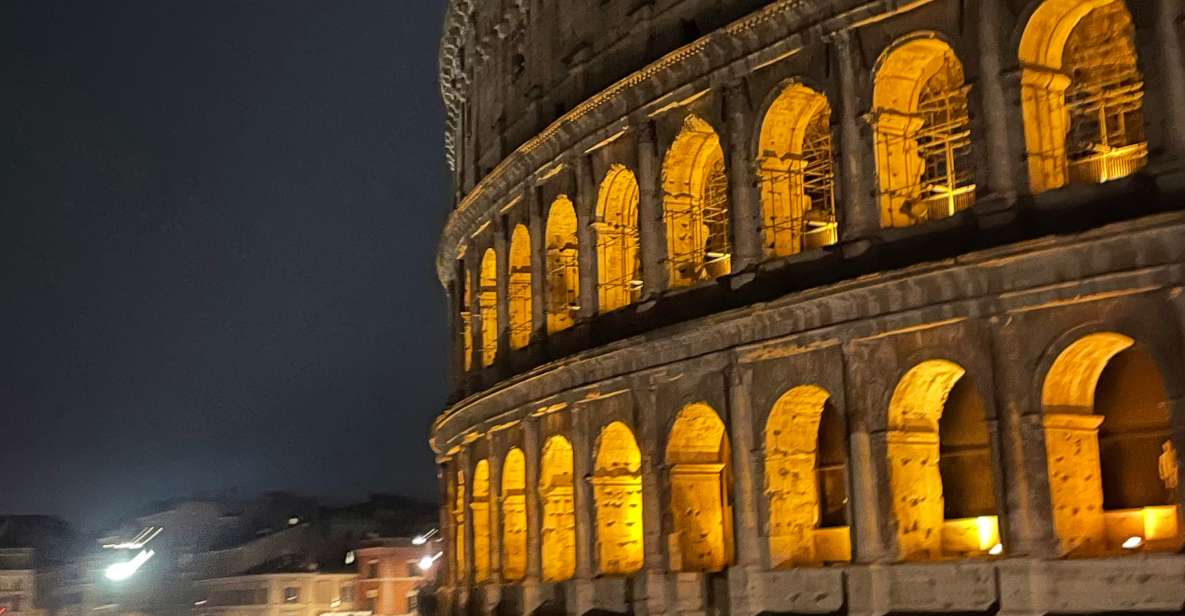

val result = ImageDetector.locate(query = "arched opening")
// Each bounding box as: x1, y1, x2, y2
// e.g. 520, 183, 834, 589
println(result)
1019, 0, 1146, 193
471, 460, 492, 582
508, 225, 533, 349
501, 448, 528, 581
596, 166, 642, 312
545, 197, 579, 334
764, 386, 851, 567
453, 468, 467, 582
479, 249, 498, 367
873, 37, 975, 229
592, 421, 644, 575
662, 115, 731, 287
666, 403, 734, 572
757, 84, 838, 258
1042, 333, 1179, 555
887, 360, 1000, 560
540, 435, 576, 581
460, 267, 472, 372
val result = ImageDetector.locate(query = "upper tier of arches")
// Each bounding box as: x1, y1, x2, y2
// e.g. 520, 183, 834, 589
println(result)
447, 0, 1184, 398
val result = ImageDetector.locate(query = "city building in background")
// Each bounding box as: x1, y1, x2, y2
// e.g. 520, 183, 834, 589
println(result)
430, 0, 1185, 615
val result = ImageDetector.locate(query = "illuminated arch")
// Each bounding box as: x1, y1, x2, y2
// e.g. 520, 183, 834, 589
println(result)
508, 225, 533, 349
501, 448, 528, 581
757, 84, 838, 258
1019, 0, 1146, 193
453, 468, 467, 581
764, 386, 850, 567
887, 360, 999, 560
662, 116, 731, 287
479, 249, 498, 367
592, 421, 644, 575
471, 459, 492, 582
1042, 333, 1178, 555
666, 403, 734, 572
540, 435, 576, 581
872, 36, 975, 228
545, 197, 579, 334
596, 166, 642, 312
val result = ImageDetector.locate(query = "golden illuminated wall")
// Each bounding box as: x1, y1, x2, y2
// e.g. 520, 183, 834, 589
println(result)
501, 448, 528, 581
764, 386, 843, 567
596, 166, 642, 312
663, 116, 731, 287
873, 37, 974, 229
592, 421, 644, 575
666, 403, 734, 572
453, 469, 467, 580
479, 249, 498, 367
471, 460, 492, 582
1019, 0, 1146, 194
545, 197, 579, 334
540, 435, 576, 581
886, 360, 961, 561
509, 225, 533, 349
758, 84, 838, 258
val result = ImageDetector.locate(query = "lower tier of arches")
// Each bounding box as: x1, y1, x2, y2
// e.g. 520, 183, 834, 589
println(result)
432, 211, 1185, 616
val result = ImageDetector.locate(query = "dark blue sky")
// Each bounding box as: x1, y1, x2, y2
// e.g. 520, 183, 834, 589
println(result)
1, 0, 451, 530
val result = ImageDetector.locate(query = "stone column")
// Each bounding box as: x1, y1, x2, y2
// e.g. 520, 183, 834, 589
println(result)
447, 273, 465, 394
574, 156, 600, 320
1154, 0, 1185, 162
570, 404, 598, 613
722, 82, 762, 274
460, 449, 477, 590
1168, 288, 1185, 533
842, 355, 888, 563
467, 251, 484, 376
974, 0, 1023, 213
488, 446, 506, 585
494, 216, 511, 370
832, 31, 880, 248
527, 185, 548, 345
725, 366, 761, 616
989, 320, 1061, 559
635, 121, 670, 298
439, 460, 455, 589
522, 416, 548, 613
634, 383, 670, 616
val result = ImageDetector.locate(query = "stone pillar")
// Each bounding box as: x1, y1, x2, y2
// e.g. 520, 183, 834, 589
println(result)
634, 383, 670, 616
635, 121, 670, 298
725, 366, 761, 616
989, 320, 1062, 559
467, 251, 484, 376
722, 82, 762, 274
488, 447, 506, 584
439, 460, 455, 589
570, 404, 598, 613
460, 449, 477, 591
522, 416, 548, 613
842, 354, 888, 564
974, 0, 1023, 211
448, 273, 466, 393
1153, 0, 1185, 162
1167, 288, 1185, 534
494, 216, 511, 370
574, 156, 600, 320
832, 31, 880, 247
527, 185, 548, 345
1043, 414, 1106, 556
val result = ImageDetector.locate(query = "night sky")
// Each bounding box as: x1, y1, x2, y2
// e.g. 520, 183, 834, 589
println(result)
1, 1, 451, 531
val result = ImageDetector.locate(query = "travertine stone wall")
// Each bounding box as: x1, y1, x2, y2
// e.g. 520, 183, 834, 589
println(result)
431, 1, 1185, 615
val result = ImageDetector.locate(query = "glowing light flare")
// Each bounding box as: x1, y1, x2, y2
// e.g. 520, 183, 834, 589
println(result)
418, 552, 443, 572
102, 526, 163, 550
988, 543, 1004, 556
1122, 535, 1144, 550
105, 549, 155, 581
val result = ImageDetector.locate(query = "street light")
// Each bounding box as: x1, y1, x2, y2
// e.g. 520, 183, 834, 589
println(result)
417, 552, 442, 572
412, 529, 438, 546
105, 549, 155, 582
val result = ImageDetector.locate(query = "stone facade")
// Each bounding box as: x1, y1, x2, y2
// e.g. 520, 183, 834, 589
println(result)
431, 1, 1185, 615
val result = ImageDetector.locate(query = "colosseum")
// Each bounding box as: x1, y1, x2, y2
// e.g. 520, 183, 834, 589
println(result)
429, 1, 1185, 615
